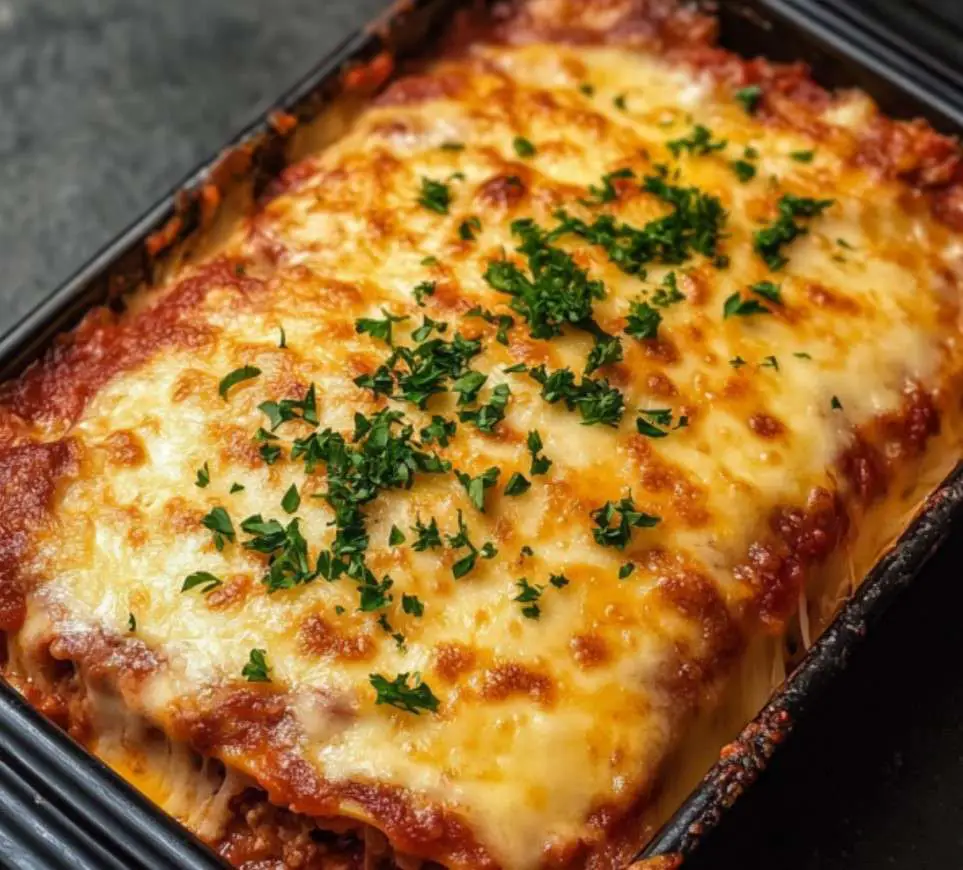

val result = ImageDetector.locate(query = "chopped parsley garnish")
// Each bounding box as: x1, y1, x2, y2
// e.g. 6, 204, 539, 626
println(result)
458, 383, 511, 433
794, 351, 812, 360
554, 173, 727, 275
754, 193, 835, 270
527, 430, 552, 475
591, 496, 661, 549
831, 395, 843, 410
411, 516, 442, 551
451, 370, 487, 405
514, 578, 543, 620
723, 293, 771, 319
259, 443, 282, 465
402, 593, 424, 617
370, 672, 439, 714
127, 613, 136, 632
355, 309, 409, 346
230, 482, 245, 493
411, 315, 447, 343
459, 216, 482, 241
529, 365, 625, 427
750, 280, 783, 306
242, 648, 271, 683
730, 356, 748, 368
579, 83, 595, 97
259, 384, 319, 431
790, 149, 815, 162
735, 85, 763, 115
484, 218, 605, 340
355, 332, 482, 408
549, 574, 569, 588
651, 271, 686, 308
441, 141, 465, 152
456, 467, 500, 512
504, 472, 531, 497
420, 415, 456, 447
614, 93, 628, 111
583, 168, 635, 205
513, 136, 536, 158
357, 574, 393, 612
201, 506, 235, 551
413, 280, 436, 306
585, 335, 623, 375
278, 326, 287, 349
218, 365, 261, 400
388, 525, 406, 547
504, 362, 528, 374
447, 510, 497, 579
731, 158, 757, 183
760, 355, 780, 371
418, 177, 452, 214
281, 484, 301, 514
667, 124, 727, 158
836, 238, 855, 250
635, 409, 672, 438
334, 605, 345, 615
466, 305, 514, 345
195, 462, 210, 488
182, 571, 222, 594
241, 514, 316, 592
625, 300, 662, 340
619, 562, 636, 579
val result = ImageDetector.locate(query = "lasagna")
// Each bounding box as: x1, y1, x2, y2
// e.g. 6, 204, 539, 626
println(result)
2, 1, 962, 867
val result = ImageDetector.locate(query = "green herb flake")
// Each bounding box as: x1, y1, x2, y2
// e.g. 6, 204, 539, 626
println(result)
441, 141, 465, 152
458, 383, 511, 434
413, 280, 436, 306
281, 483, 301, 514
420, 415, 457, 447
504, 472, 531, 497
456, 467, 500, 512
182, 571, 223, 594
418, 177, 453, 214
831, 395, 843, 410
754, 193, 835, 270
735, 85, 763, 115
614, 93, 628, 111
513, 136, 537, 158
527, 430, 552, 476
619, 562, 636, 579
625, 300, 662, 340
218, 365, 261, 400
591, 496, 661, 549
195, 461, 210, 489
667, 125, 727, 158
723, 293, 771, 319
760, 355, 780, 371
127, 612, 136, 632
789, 149, 815, 163
793, 351, 812, 360
731, 159, 757, 183
278, 326, 287, 349
582, 168, 635, 205
370, 672, 439, 714
750, 280, 783, 306
356, 309, 409, 346
579, 83, 595, 97
389, 525, 406, 547
459, 216, 482, 241
729, 356, 748, 368
412, 516, 442, 551
585, 335, 623, 375
514, 578, 544, 620
242, 648, 271, 683
402, 593, 424, 617
549, 573, 569, 588
230, 482, 245, 494
201, 506, 235, 551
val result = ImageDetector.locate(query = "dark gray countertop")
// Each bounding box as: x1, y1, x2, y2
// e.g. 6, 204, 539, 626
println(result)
1, 1, 961, 868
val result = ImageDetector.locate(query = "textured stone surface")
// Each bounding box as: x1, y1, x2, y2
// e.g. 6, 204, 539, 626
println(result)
1, 2, 962, 869
0, 0, 387, 322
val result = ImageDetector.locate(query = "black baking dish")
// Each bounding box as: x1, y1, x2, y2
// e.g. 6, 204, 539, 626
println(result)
2, 2, 963, 868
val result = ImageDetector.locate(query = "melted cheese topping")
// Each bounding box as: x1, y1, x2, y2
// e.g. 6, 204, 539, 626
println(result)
16, 42, 963, 869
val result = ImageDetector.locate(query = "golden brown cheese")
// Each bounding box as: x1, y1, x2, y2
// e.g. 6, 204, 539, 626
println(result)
3, 5, 963, 869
